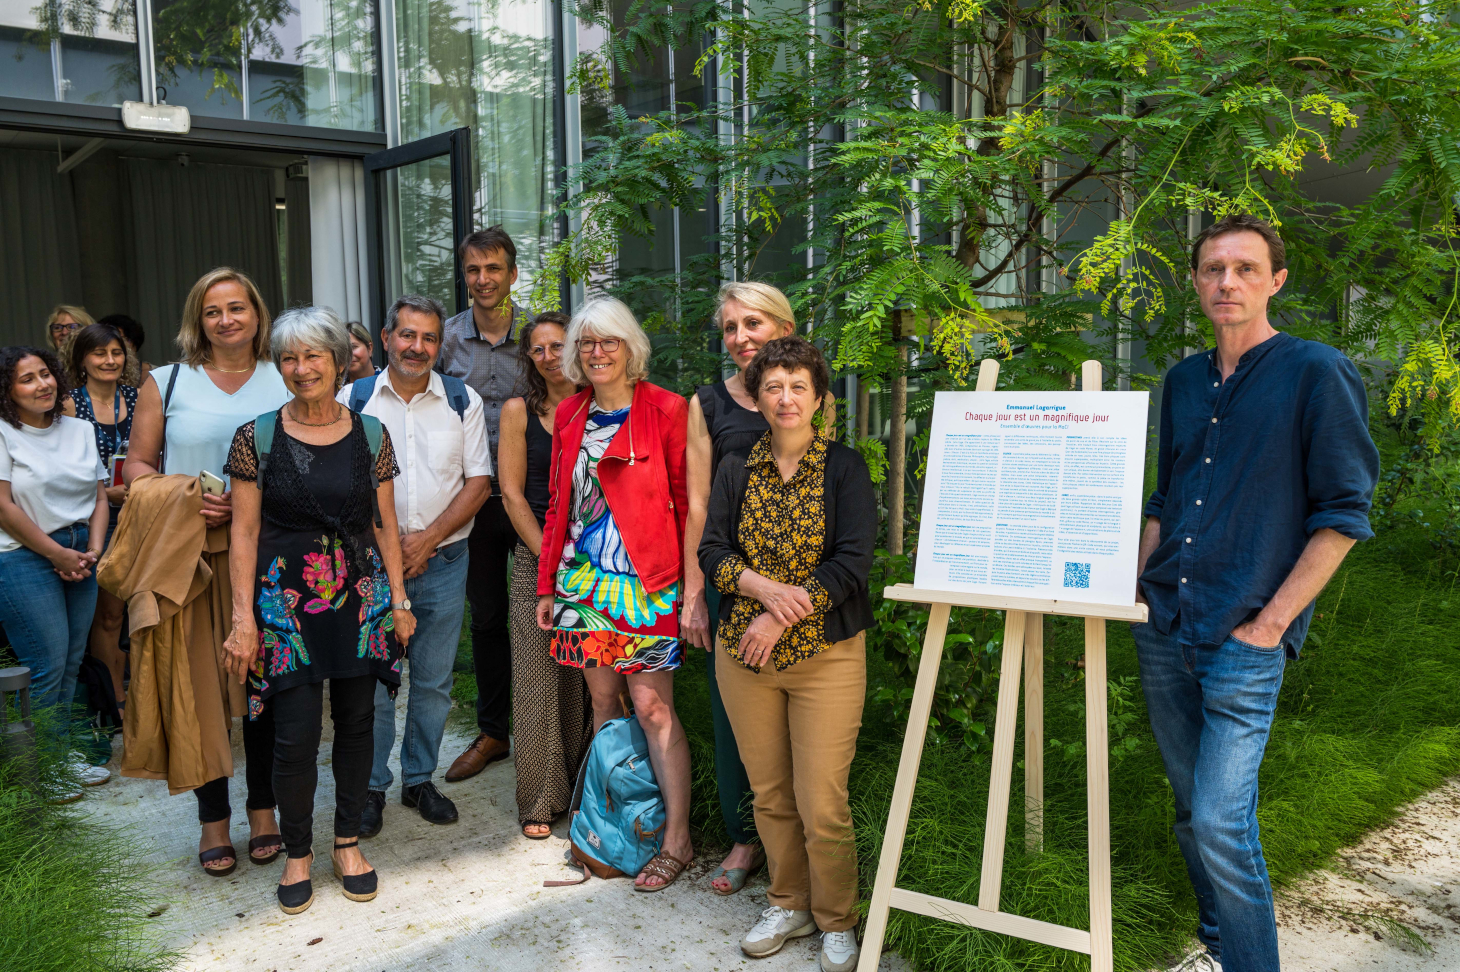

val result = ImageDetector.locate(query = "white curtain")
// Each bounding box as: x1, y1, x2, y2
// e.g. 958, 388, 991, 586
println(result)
308, 156, 371, 326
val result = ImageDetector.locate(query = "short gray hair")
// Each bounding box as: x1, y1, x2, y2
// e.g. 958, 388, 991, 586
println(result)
561, 298, 652, 386
384, 295, 447, 337
270, 306, 351, 388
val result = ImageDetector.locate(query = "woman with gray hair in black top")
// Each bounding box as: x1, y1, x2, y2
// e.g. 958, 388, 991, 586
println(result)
222, 306, 416, 915
499, 311, 592, 839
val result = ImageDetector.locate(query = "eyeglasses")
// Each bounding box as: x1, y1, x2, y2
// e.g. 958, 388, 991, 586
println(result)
577, 338, 621, 354
49, 322, 78, 336
530, 342, 565, 359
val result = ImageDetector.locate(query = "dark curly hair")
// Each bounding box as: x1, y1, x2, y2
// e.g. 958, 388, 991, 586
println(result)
743, 335, 830, 403
518, 311, 574, 417
0, 346, 69, 429
66, 322, 133, 388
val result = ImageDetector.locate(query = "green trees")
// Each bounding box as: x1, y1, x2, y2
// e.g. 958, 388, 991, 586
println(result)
546, 0, 1460, 547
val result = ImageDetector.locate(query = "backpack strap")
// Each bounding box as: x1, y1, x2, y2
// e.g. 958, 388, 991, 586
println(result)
348, 373, 378, 414
360, 413, 384, 529
439, 374, 469, 421
254, 409, 279, 486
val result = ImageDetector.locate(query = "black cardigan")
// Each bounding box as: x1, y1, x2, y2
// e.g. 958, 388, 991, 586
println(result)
698, 438, 877, 645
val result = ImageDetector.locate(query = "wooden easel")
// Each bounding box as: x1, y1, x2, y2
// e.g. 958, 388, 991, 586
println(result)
856, 359, 1148, 972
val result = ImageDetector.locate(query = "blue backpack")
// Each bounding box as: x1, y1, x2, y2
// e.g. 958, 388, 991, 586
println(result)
347, 372, 470, 421
254, 408, 386, 528
560, 714, 666, 882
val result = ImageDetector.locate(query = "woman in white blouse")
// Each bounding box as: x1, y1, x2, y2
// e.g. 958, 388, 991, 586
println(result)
125, 267, 292, 875
0, 346, 110, 793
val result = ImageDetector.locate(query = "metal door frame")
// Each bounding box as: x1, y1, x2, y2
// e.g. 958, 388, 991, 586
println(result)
363, 127, 473, 339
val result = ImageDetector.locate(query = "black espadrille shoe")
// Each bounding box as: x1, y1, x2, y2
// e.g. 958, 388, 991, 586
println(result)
331, 840, 378, 902
277, 852, 314, 915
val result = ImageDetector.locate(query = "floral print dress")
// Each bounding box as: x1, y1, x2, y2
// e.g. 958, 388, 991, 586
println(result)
225, 417, 403, 719
549, 404, 682, 673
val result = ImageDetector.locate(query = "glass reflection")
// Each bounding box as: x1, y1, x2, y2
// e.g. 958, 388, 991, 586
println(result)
0, 0, 141, 105
396, 0, 555, 298
150, 0, 379, 130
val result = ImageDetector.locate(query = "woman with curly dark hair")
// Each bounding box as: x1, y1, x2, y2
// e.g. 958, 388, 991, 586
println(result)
0, 346, 111, 796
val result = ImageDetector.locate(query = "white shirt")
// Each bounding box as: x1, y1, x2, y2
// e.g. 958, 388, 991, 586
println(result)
0, 416, 105, 554
338, 371, 492, 548
154, 362, 292, 483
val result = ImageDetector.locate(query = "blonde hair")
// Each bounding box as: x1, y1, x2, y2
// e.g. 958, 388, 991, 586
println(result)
46, 304, 94, 349
712, 281, 796, 331
176, 267, 273, 367
562, 298, 653, 386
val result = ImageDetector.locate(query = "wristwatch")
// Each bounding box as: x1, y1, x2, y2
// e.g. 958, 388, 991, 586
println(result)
392, 598, 411, 611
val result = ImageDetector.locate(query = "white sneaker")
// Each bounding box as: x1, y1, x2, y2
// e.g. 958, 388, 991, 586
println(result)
821, 927, 860, 972
1170, 951, 1222, 972
740, 906, 816, 957
69, 753, 111, 787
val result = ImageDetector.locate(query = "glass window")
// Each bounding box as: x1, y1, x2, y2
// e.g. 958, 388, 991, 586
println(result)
151, 0, 380, 130
0, 0, 141, 106
397, 0, 557, 298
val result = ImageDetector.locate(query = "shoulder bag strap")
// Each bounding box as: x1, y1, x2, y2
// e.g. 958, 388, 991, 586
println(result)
157, 364, 181, 472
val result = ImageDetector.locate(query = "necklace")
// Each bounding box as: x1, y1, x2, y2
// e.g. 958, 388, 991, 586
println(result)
288, 402, 344, 427
207, 361, 255, 374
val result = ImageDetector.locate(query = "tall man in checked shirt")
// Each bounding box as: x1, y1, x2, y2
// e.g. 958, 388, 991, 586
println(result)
1134, 214, 1378, 972
437, 226, 532, 782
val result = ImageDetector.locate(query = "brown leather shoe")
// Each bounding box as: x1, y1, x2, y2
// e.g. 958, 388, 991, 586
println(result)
444, 733, 511, 782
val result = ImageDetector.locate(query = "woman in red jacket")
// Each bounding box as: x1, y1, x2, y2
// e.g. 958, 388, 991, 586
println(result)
535, 297, 693, 890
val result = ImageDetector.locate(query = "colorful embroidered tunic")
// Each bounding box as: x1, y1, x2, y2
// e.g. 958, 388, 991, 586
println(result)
549, 403, 682, 673
225, 416, 404, 719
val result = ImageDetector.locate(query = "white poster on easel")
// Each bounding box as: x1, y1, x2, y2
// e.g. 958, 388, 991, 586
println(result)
912, 391, 1150, 607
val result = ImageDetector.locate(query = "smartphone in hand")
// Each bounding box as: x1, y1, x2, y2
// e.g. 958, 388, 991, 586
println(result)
199, 470, 226, 496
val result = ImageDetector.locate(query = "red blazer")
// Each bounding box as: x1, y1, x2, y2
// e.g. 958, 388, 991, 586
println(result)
537, 381, 689, 597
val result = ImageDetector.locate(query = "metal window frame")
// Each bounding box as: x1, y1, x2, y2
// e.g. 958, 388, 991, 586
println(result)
362, 126, 474, 338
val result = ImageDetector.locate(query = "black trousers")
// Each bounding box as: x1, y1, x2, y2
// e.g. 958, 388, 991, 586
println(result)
467, 496, 517, 740
272, 675, 377, 859
194, 703, 277, 824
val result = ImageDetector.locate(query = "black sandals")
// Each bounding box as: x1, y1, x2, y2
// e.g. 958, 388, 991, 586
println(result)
198, 845, 237, 877
248, 834, 283, 865
331, 840, 379, 902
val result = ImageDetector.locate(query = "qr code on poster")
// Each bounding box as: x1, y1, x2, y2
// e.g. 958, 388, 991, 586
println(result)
1063, 562, 1091, 589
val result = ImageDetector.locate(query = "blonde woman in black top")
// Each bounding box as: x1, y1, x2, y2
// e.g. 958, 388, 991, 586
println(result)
499, 311, 591, 839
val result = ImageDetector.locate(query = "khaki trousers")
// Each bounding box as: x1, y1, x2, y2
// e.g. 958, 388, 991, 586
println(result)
715, 634, 866, 932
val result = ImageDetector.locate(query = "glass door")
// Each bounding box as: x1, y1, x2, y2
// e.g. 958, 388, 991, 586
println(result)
364, 128, 472, 338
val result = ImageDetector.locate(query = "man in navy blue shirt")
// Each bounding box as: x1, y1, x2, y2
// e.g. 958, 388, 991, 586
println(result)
1134, 214, 1379, 972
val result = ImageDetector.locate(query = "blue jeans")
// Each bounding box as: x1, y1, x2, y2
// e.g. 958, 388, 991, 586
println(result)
370, 538, 469, 791
1132, 621, 1286, 972
0, 525, 98, 735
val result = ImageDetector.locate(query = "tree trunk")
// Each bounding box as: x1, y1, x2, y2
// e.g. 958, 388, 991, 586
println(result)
887, 312, 908, 555
857, 376, 870, 442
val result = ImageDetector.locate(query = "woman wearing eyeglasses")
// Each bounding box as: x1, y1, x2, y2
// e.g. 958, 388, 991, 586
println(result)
499, 311, 591, 840
534, 298, 695, 890
46, 305, 95, 351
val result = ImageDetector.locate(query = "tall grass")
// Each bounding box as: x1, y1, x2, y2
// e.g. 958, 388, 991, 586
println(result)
0, 720, 178, 972
678, 517, 1460, 970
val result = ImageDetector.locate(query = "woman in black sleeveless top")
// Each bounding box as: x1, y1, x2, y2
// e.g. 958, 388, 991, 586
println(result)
499, 312, 592, 839
684, 282, 798, 893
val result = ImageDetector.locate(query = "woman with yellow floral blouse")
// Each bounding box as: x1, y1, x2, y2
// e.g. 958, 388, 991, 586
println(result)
697, 336, 875, 972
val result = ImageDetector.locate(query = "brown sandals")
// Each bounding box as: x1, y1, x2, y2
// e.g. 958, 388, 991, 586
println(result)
634, 852, 693, 892
198, 845, 237, 877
